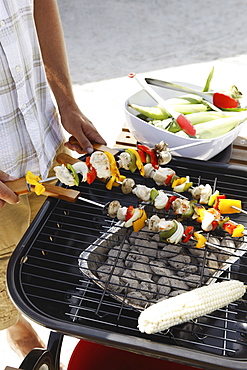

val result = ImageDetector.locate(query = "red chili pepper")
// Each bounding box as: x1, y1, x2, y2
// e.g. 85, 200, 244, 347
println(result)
182, 226, 194, 243
213, 194, 226, 209
137, 148, 146, 163
137, 144, 159, 169
165, 195, 177, 211
125, 205, 134, 221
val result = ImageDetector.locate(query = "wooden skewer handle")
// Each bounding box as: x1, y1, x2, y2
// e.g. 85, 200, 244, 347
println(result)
68, 136, 119, 155
5, 177, 80, 203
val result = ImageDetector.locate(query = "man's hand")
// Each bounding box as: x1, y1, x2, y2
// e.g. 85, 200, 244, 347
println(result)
0, 171, 19, 209
60, 104, 107, 154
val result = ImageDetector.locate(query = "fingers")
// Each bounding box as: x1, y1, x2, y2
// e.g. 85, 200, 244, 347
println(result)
0, 171, 20, 207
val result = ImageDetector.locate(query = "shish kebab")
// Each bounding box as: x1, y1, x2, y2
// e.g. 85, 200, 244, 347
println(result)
6, 141, 246, 244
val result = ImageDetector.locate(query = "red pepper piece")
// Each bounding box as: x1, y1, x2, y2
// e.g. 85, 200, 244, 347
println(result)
165, 195, 177, 211
175, 114, 196, 136
125, 205, 134, 221
214, 194, 226, 209
165, 173, 174, 186
86, 156, 97, 184
137, 148, 146, 163
137, 144, 159, 169
182, 226, 194, 243
213, 92, 239, 109
222, 220, 237, 235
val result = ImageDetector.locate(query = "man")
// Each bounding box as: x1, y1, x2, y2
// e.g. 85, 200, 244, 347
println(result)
0, 0, 106, 359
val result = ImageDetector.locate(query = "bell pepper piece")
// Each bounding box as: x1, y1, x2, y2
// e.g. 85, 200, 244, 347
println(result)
137, 148, 146, 163
193, 232, 207, 249
133, 209, 148, 232
164, 173, 174, 186
25, 171, 45, 195
85, 156, 97, 185
182, 200, 197, 218
125, 205, 134, 221
125, 149, 137, 173
232, 224, 245, 237
150, 188, 159, 202
145, 153, 151, 163
165, 195, 178, 211
208, 190, 220, 206
104, 151, 125, 189
159, 221, 177, 242
137, 144, 159, 169
172, 177, 186, 188
182, 226, 194, 243
127, 148, 145, 176
67, 164, 80, 186
218, 198, 242, 214
213, 194, 226, 209
222, 220, 237, 235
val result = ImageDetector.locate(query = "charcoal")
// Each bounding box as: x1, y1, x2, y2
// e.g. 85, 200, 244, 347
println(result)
125, 252, 149, 268
157, 243, 182, 259
131, 261, 152, 281
186, 274, 201, 288
169, 276, 189, 291
126, 291, 147, 308
168, 254, 191, 270
156, 276, 171, 297
138, 279, 157, 299
107, 244, 129, 260
169, 289, 186, 297
134, 239, 158, 260
120, 269, 138, 291
149, 260, 172, 276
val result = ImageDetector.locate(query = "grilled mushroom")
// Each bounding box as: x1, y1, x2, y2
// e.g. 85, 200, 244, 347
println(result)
121, 177, 135, 194
108, 200, 121, 218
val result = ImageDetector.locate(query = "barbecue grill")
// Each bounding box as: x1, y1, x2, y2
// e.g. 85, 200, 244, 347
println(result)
7, 155, 247, 370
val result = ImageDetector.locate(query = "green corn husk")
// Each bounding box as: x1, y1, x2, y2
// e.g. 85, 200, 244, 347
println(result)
176, 113, 247, 139
129, 102, 208, 120
165, 94, 203, 105
129, 103, 169, 120
202, 66, 214, 92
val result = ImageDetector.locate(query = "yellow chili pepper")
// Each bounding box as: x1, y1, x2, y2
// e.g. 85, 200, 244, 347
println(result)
232, 224, 245, 237
171, 177, 187, 188
25, 171, 45, 195
126, 148, 145, 176
132, 209, 148, 232
193, 232, 207, 249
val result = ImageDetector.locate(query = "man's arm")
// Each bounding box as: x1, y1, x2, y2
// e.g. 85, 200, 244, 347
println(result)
33, 0, 106, 153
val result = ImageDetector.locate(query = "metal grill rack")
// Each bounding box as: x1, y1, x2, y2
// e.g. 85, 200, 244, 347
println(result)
7, 157, 247, 370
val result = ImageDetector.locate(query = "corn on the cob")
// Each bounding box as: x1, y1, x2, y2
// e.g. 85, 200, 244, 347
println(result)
138, 280, 246, 334
176, 112, 247, 139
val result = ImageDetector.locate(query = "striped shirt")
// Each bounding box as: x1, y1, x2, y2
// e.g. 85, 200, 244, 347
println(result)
0, 0, 64, 179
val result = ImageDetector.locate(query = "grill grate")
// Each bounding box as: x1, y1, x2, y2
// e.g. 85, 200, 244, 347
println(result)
7, 157, 247, 369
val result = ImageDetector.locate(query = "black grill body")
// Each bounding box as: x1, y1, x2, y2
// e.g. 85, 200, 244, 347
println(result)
7, 157, 247, 370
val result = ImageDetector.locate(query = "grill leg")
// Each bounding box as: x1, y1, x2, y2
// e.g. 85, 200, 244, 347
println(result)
18, 331, 63, 370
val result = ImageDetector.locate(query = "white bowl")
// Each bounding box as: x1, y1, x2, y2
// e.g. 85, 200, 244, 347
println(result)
124, 85, 246, 160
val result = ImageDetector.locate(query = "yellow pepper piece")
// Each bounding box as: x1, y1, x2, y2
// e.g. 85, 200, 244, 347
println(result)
172, 177, 186, 188
132, 209, 147, 232
126, 148, 145, 176
193, 232, 207, 249
106, 175, 116, 190
25, 171, 45, 195
104, 151, 126, 189
218, 199, 242, 214
232, 224, 245, 238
